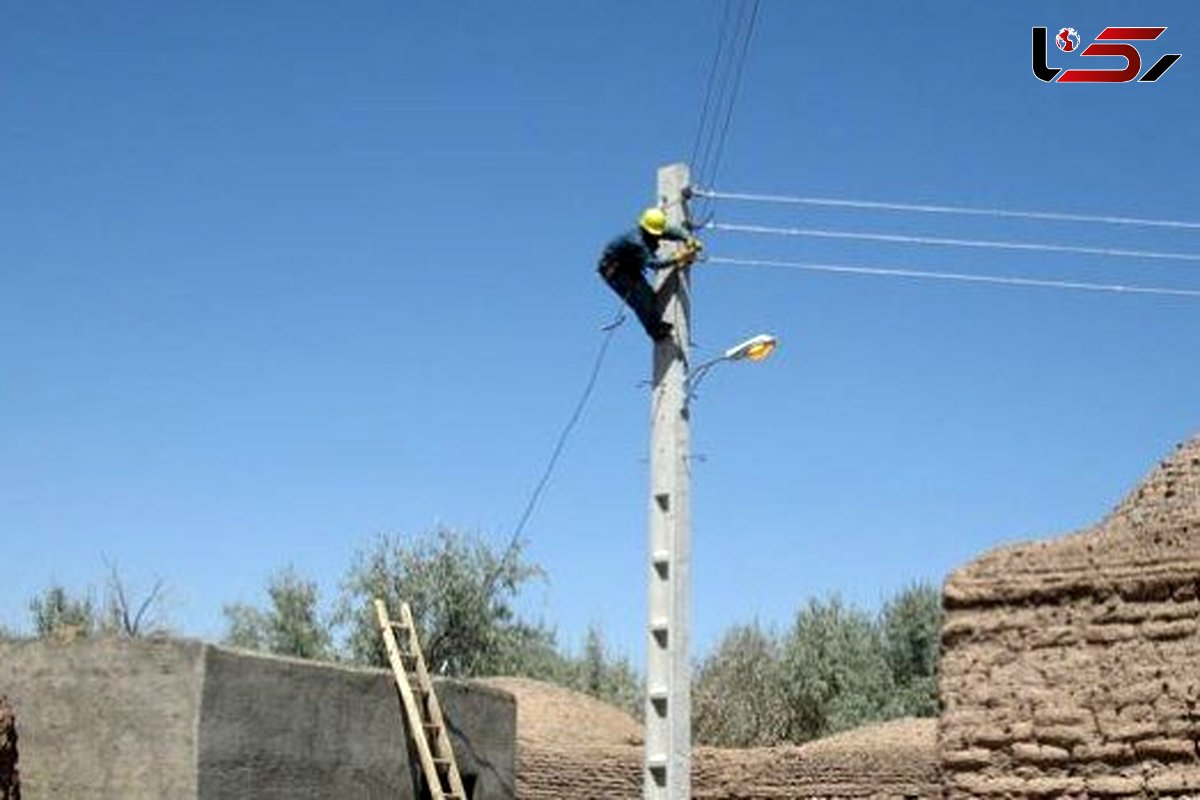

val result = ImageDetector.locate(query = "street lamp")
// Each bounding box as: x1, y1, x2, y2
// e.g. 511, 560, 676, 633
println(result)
725, 333, 778, 362
688, 333, 779, 396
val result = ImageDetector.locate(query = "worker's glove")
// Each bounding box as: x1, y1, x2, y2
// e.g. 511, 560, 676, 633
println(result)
674, 239, 703, 266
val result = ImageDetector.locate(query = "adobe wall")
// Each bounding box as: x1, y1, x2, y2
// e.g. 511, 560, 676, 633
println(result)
940, 436, 1200, 798
486, 678, 939, 799
516, 738, 941, 800
0, 637, 203, 798
0, 637, 515, 800
1, 695, 18, 800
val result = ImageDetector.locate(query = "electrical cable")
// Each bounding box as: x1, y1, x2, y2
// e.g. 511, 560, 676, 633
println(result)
707, 222, 1200, 263
486, 311, 625, 592
688, 1, 761, 220
707, 255, 1200, 298
704, 0, 759, 195
695, 188, 1200, 231
693, 1, 748, 192
688, 0, 737, 179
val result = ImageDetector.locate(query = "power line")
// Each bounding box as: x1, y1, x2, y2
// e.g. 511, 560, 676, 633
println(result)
705, 0, 759, 193
487, 312, 624, 593
707, 221, 1200, 263
687, 0, 737, 179
692, 1, 744, 190
688, 1, 760, 220
695, 188, 1200, 231
707, 256, 1200, 298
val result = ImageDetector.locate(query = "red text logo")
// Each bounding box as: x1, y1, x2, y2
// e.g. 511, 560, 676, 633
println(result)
1033, 27, 1181, 83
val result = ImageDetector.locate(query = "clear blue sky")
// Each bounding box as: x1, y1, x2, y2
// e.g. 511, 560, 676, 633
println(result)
3, 2, 1197, 661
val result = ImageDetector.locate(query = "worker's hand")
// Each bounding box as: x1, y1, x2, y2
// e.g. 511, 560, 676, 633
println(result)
673, 238, 703, 266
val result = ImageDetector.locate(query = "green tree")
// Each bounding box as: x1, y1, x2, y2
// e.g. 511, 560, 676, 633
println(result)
223, 567, 333, 660
562, 625, 641, 718
28, 566, 169, 640
880, 581, 942, 717
694, 621, 789, 747
336, 527, 552, 677
29, 584, 95, 638
780, 595, 894, 742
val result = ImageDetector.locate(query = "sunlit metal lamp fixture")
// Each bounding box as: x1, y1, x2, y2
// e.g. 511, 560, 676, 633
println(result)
688, 333, 778, 395
724, 333, 778, 362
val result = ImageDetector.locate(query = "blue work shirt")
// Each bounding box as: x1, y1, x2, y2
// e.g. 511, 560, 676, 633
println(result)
599, 226, 690, 275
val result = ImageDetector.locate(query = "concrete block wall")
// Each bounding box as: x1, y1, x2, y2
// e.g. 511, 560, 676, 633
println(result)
0, 637, 515, 800
940, 436, 1200, 798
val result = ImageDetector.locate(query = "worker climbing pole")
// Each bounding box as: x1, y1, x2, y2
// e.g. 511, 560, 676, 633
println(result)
596, 205, 703, 342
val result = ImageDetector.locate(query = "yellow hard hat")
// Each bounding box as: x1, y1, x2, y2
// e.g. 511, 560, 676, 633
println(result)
639, 207, 667, 236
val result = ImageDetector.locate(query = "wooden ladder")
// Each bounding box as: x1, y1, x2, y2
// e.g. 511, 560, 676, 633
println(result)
374, 599, 467, 800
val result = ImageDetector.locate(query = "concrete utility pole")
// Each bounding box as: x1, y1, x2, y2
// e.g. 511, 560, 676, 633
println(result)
645, 162, 692, 800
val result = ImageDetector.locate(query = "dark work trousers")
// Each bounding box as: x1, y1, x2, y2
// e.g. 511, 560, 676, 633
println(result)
598, 261, 662, 339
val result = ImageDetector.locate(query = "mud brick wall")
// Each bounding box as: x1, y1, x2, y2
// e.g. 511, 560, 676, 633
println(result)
0, 695, 17, 800
940, 436, 1200, 798
516, 735, 940, 800
495, 673, 939, 800
695, 718, 939, 799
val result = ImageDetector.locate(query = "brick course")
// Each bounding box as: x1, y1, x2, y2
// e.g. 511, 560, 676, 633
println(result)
940, 436, 1200, 799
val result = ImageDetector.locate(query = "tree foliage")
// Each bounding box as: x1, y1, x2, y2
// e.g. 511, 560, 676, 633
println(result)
781, 595, 894, 741
336, 527, 551, 677
694, 622, 789, 746
557, 625, 641, 718
694, 585, 944, 748
221, 527, 640, 715
29, 584, 95, 639
223, 567, 333, 660
879, 581, 942, 718
27, 566, 169, 640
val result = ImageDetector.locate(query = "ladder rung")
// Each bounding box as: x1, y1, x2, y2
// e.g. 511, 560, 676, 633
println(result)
377, 599, 463, 800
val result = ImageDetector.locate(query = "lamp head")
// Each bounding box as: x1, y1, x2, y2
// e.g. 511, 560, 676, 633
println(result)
724, 334, 778, 362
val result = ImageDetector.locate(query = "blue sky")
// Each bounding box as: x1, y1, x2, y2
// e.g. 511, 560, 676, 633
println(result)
2, 1, 1197, 662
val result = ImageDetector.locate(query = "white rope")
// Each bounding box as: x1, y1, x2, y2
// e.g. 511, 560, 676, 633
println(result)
708, 222, 1200, 263
706, 256, 1200, 298
695, 189, 1200, 231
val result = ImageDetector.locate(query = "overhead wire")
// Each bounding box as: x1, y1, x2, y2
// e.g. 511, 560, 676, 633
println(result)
707, 221, 1200, 263
484, 311, 625, 596
704, 0, 759, 194
707, 256, 1200, 299
694, 188, 1200, 231
687, 0, 737, 180
691, 1, 745, 188
687, 1, 761, 221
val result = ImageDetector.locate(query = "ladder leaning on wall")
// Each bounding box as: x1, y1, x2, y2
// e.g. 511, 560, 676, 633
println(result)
374, 598, 468, 800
